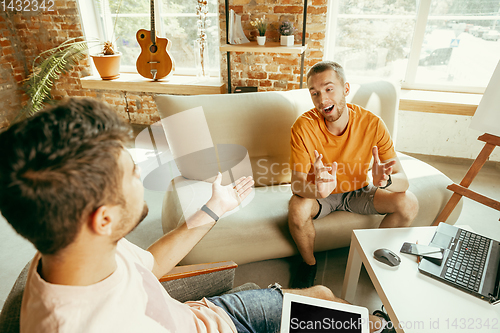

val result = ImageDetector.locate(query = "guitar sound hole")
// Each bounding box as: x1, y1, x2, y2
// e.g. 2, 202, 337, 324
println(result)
150, 45, 158, 53
140, 33, 145, 39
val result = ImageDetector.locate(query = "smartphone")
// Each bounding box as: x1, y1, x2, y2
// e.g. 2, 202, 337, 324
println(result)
400, 242, 443, 259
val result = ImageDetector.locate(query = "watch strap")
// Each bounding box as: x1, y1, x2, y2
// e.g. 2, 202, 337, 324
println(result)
379, 174, 392, 189
201, 204, 219, 222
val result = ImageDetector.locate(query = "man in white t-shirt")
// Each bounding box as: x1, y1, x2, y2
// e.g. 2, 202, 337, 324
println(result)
0, 98, 389, 333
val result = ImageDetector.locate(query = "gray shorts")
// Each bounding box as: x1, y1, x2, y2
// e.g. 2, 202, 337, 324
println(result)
314, 184, 381, 220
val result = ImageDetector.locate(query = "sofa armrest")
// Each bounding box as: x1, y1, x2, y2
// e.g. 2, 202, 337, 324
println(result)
159, 261, 237, 282
160, 261, 238, 303
0, 261, 31, 333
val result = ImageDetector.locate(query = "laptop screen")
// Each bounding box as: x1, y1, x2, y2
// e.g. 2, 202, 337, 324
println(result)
281, 294, 369, 333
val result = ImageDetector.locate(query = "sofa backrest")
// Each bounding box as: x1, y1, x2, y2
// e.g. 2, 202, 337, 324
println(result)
154, 81, 399, 187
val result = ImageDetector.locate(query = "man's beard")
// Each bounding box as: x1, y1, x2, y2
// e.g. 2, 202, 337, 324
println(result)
324, 97, 347, 124
325, 107, 343, 123
113, 202, 149, 241
132, 202, 149, 232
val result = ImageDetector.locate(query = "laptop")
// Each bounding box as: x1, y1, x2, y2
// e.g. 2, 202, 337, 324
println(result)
418, 222, 500, 304
280, 293, 369, 332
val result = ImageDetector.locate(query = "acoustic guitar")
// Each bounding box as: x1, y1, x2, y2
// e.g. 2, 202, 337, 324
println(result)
136, 0, 174, 80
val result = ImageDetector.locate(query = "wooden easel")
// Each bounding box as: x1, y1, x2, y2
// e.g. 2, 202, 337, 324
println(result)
432, 133, 500, 225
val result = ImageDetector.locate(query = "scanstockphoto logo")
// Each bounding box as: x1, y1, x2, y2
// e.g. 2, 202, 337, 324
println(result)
132, 106, 254, 228
290, 317, 368, 331
289, 317, 500, 332
253, 158, 373, 193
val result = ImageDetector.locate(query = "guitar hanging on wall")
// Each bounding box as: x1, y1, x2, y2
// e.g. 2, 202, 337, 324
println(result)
136, 0, 174, 80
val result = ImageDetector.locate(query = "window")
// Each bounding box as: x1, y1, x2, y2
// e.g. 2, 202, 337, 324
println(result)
325, 0, 500, 93
77, 0, 220, 76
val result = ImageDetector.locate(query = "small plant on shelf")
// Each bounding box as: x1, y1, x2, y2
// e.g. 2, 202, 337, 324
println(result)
89, 0, 123, 80
250, 17, 267, 36
278, 20, 295, 46
279, 20, 294, 36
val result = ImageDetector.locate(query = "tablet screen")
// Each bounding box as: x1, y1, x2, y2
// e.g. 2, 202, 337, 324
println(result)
289, 300, 362, 332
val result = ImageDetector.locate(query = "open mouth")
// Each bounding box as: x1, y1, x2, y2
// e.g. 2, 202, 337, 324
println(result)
323, 105, 334, 113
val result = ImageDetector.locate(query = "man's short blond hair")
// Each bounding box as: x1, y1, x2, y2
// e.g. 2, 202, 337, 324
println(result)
306, 61, 346, 86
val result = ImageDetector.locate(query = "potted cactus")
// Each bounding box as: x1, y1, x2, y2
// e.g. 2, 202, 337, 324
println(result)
279, 21, 295, 47
89, 0, 123, 80
90, 0, 123, 80
90, 40, 121, 80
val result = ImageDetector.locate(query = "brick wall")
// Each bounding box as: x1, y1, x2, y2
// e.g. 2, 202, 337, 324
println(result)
218, 0, 327, 91
0, 0, 159, 130
0, 0, 327, 129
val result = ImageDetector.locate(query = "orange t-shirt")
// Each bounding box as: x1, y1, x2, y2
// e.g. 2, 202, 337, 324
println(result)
290, 103, 396, 194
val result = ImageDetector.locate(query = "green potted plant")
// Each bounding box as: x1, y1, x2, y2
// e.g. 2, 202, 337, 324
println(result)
279, 20, 295, 47
250, 17, 267, 45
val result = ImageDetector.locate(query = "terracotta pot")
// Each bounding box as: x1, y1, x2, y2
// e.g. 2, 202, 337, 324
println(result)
91, 53, 121, 80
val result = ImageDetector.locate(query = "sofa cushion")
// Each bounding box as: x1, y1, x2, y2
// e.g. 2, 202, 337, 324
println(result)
155, 90, 312, 187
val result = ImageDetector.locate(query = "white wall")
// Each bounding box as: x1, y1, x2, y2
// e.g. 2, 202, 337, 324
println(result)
396, 110, 500, 162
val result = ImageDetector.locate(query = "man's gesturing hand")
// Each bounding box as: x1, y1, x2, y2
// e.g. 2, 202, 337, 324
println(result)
314, 150, 337, 198
209, 173, 254, 216
371, 146, 396, 188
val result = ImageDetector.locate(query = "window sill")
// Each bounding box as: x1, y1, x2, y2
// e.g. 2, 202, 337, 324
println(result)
80, 73, 226, 95
399, 89, 482, 116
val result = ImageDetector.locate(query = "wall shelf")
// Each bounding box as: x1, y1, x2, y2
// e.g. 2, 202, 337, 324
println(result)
80, 73, 226, 95
220, 42, 308, 54
224, 0, 308, 93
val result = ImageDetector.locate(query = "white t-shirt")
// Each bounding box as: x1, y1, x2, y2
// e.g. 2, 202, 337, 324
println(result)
20, 239, 237, 333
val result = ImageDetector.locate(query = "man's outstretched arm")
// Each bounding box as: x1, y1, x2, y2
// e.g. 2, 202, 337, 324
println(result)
147, 173, 254, 279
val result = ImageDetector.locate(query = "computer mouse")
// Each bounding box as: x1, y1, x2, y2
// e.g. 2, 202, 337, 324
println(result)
373, 248, 401, 267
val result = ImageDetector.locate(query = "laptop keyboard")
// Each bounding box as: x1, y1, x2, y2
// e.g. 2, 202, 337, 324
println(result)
443, 230, 490, 292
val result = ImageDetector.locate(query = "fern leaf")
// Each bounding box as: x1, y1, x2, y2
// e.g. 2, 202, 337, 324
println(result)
24, 38, 100, 115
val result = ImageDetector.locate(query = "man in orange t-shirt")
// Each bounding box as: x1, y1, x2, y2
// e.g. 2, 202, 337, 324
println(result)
289, 61, 419, 289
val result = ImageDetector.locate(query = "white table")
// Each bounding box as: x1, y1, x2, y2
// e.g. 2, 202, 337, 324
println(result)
341, 226, 500, 332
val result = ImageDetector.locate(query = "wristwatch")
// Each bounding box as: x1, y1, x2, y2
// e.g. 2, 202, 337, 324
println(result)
379, 174, 392, 189
201, 204, 219, 222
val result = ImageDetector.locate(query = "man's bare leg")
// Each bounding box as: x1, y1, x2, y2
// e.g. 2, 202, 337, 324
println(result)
374, 190, 419, 228
287, 195, 322, 288
288, 195, 320, 265
284, 286, 386, 333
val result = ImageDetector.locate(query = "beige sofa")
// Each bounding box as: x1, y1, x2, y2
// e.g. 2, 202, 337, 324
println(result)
154, 81, 462, 266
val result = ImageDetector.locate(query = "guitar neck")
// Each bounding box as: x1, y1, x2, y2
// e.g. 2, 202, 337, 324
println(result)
150, 0, 156, 44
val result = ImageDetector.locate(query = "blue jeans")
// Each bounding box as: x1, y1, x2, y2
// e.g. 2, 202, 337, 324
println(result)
207, 287, 283, 333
